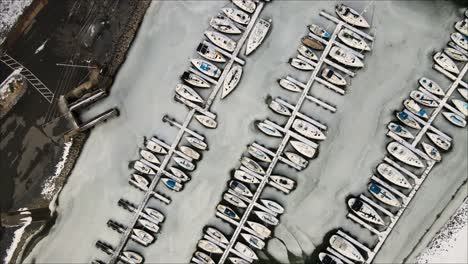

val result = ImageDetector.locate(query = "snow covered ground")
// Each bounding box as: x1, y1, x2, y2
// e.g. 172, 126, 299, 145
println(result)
23, 1, 467, 263
0, 0, 33, 45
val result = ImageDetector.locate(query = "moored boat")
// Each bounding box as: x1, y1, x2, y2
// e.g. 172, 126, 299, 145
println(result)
222, 64, 243, 99
270, 175, 296, 190
321, 68, 347, 86
368, 182, 401, 207
144, 207, 165, 223
329, 46, 364, 67
248, 144, 272, 162
197, 43, 226, 63
179, 145, 200, 160
419, 77, 444, 97
194, 251, 215, 264
457, 88, 468, 100
298, 44, 319, 61
290, 140, 317, 158
433, 52, 459, 74
285, 151, 308, 168
376, 162, 412, 189
442, 111, 466, 127
198, 239, 223, 254
421, 142, 442, 162
186, 136, 208, 150
404, 99, 429, 119
247, 221, 271, 239
133, 160, 155, 175
204, 31, 236, 52
138, 218, 160, 233
426, 132, 451, 151
162, 177, 183, 192
241, 233, 265, 250
181, 71, 210, 88
338, 28, 370, 51
451, 32, 467, 50
387, 122, 414, 139
210, 15, 242, 35
229, 257, 249, 264
329, 234, 365, 262
222, 8, 250, 25
335, 4, 370, 28
301, 36, 324, 50
224, 192, 248, 208
132, 228, 155, 246
387, 142, 425, 168
235, 242, 258, 260
122, 251, 144, 264
174, 156, 195, 171
245, 19, 271, 56
410, 91, 438, 108
292, 119, 326, 140
396, 111, 421, 130
241, 156, 265, 175
254, 210, 279, 226
175, 84, 204, 103
319, 252, 344, 264
195, 114, 218, 129
257, 121, 283, 137
279, 78, 302, 93
206, 227, 229, 245
191, 59, 222, 78
289, 57, 314, 71
140, 149, 160, 164
455, 19, 468, 36
217, 204, 240, 221
444, 47, 468, 62
269, 99, 292, 116
309, 24, 331, 39
234, 170, 261, 184
232, 0, 256, 14
146, 139, 168, 154
170, 166, 190, 182
452, 99, 468, 116
130, 173, 149, 189
261, 199, 285, 214
229, 180, 253, 197
348, 198, 385, 226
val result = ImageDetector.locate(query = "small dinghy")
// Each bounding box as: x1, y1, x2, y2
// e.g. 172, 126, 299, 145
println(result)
194, 251, 215, 264
335, 4, 370, 28
269, 99, 292, 116
278, 78, 302, 93
455, 19, 468, 36
241, 156, 266, 175
319, 252, 344, 264
229, 257, 249, 264
134, 160, 155, 175
174, 156, 195, 171
396, 111, 421, 130
197, 43, 226, 63
175, 84, 204, 104
230, 180, 253, 197
419, 77, 444, 97
290, 140, 317, 158
206, 227, 229, 245
179, 145, 200, 160
191, 59, 222, 78
387, 122, 414, 139
235, 242, 258, 260
247, 221, 271, 239
289, 57, 314, 71
368, 182, 401, 207
130, 174, 149, 188
132, 229, 155, 246
410, 91, 438, 108
186, 136, 208, 150
338, 28, 370, 51
457, 88, 468, 100
329, 234, 365, 262
297, 44, 319, 62
138, 218, 160, 233
195, 114, 218, 129
241, 233, 265, 250
181, 71, 210, 88
170, 167, 190, 182
301, 36, 324, 50
293, 119, 326, 140
222, 64, 243, 99
254, 210, 279, 226
245, 18, 271, 56
210, 15, 242, 35
248, 144, 271, 162
321, 68, 347, 86
285, 151, 308, 168
426, 132, 451, 151
270, 175, 296, 190
198, 240, 223, 254
451, 32, 467, 50
442, 111, 466, 127
144, 207, 165, 223
404, 99, 429, 119
329, 46, 364, 67
308, 24, 331, 39
348, 198, 385, 225
224, 192, 248, 208
452, 99, 468, 116
421, 142, 441, 161
261, 199, 284, 214
387, 142, 424, 168
146, 139, 168, 154
204, 31, 236, 52
433, 52, 459, 74
257, 121, 283, 137
217, 204, 240, 221
234, 170, 260, 184
122, 251, 144, 264
444, 47, 468, 62
140, 149, 160, 164
162, 177, 183, 192
377, 162, 412, 189
232, 0, 256, 14
222, 8, 250, 25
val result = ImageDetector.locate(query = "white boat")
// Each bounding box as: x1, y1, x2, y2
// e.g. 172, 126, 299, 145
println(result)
377, 162, 412, 189
247, 221, 271, 239
229, 257, 249, 264
329, 234, 364, 262
241, 233, 265, 250
186, 136, 208, 150
245, 18, 271, 56
419, 77, 444, 97
179, 145, 200, 160
194, 251, 215, 264
452, 99, 468, 116
140, 149, 160, 164
162, 177, 183, 191
222, 64, 243, 99
248, 144, 271, 162
321, 68, 347, 86
387, 142, 425, 168
451, 32, 467, 50
230, 180, 253, 197
285, 151, 308, 168
173, 156, 195, 171
134, 160, 155, 175
197, 43, 226, 63
455, 19, 468, 36
191, 59, 222, 78
410, 91, 438, 108
261, 199, 284, 214
278, 78, 302, 93
444, 47, 468, 62
338, 28, 370, 51
433, 52, 459, 74
421, 142, 442, 162
198, 240, 223, 254
204, 31, 236, 52
257, 121, 283, 137
335, 4, 370, 28
235, 242, 258, 260
329, 46, 364, 67
404, 99, 429, 119
269, 99, 292, 116
241, 156, 265, 175
122, 251, 144, 264
234, 170, 261, 184
457, 88, 468, 100
297, 44, 318, 61
206, 227, 229, 245
146, 139, 168, 154
290, 140, 317, 158
442, 111, 466, 127
195, 114, 218, 129
292, 119, 326, 140
210, 15, 242, 34
301, 36, 324, 50
181, 71, 210, 88
132, 228, 155, 246
217, 204, 240, 220
144, 207, 165, 223
396, 111, 421, 130
232, 0, 256, 14
170, 167, 190, 182
130, 173, 149, 188
368, 182, 401, 207
319, 252, 344, 264
387, 122, 414, 139
289, 57, 314, 71
224, 192, 248, 208
348, 198, 385, 226
254, 210, 279, 226
138, 218, 160, 233
270, 175, 296, 190
222, 8, 250, 25
175, 84, 204, 103
426, 132, 451, 151
308, 24, 331, 39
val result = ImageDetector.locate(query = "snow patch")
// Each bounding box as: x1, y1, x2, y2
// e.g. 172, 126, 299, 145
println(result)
34, 39, 48, 54
3, 216, 33, 264
0, 0, 34, 45
41, 140, 73, 200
